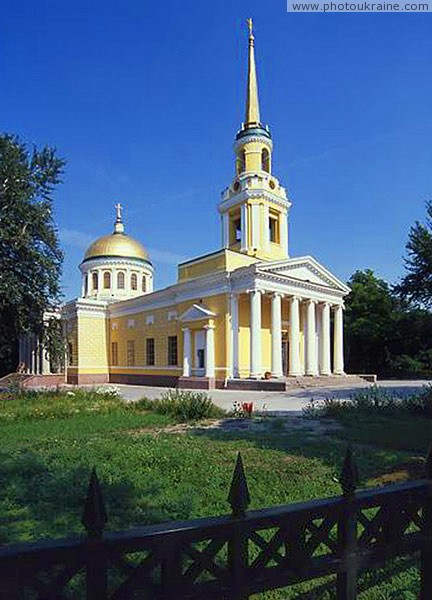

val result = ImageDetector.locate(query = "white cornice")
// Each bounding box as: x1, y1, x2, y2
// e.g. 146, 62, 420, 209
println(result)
218, 188, 291, 213
80, 256, 154, 273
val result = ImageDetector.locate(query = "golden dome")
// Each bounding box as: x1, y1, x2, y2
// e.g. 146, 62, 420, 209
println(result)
83, 232, 149, 262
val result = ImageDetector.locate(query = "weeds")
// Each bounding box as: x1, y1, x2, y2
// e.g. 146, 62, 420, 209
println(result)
303, 384, 432, 419
135, 389, 224, 422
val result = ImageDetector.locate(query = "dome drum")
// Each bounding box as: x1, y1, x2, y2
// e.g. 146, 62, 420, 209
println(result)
79, 207, 153, 302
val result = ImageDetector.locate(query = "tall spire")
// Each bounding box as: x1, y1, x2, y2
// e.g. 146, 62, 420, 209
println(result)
245, 18, 261, 129
114, 202, 125, 234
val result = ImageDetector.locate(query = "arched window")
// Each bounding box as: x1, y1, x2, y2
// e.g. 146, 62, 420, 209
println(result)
117, 272, 125, 289
262, 148, 270, 173
131, 273, 138, 291
84, 274, 88, 296
92, 272, 98, 291
236, 149, 246, 175
142, 276, 147, 293
103, 272, 111, 289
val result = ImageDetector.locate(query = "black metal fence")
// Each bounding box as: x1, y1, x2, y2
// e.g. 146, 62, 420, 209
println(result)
0, 447, 431, 599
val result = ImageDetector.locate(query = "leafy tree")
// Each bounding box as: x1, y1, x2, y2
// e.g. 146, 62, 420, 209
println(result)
345, 269, 432, 377
397, 200, 432, 308
0, 134, 65, 374
344, 270, 395, 374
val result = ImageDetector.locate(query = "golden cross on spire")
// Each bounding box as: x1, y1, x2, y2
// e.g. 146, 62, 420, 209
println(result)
115, 202, 123, 222
247, 17, 253, 38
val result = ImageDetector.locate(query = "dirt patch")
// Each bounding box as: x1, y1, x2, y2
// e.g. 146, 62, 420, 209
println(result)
127, 415, 343, 439
367, 457, 427, 486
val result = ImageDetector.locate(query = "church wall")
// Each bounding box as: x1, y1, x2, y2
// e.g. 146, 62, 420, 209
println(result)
107, 293, 229, 383
76, 314, 109, 382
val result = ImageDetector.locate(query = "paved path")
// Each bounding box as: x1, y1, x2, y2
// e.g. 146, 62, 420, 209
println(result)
111, 379, 431, 416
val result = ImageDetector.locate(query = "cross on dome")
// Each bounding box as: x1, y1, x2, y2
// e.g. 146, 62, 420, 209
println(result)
114, 202, 125, 234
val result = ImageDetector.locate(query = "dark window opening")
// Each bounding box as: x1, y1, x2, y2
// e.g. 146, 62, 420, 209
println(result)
146, 338, 155, 366
168, 336, 178, 366
127, 340, 135, 366
197, 348, 205, 369
111, 342, 118, 366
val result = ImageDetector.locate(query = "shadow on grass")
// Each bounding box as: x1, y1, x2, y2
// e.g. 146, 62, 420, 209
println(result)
0, 449, 191, 545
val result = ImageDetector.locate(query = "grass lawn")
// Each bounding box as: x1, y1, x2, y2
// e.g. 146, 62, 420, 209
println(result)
0, 387, 431, 599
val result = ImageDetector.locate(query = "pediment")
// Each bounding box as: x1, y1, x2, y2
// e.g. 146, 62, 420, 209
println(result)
257, 256, 350, 293
178, 303, 216, 322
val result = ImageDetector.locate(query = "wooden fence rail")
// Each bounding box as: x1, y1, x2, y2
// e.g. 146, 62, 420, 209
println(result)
0, 446, 431, 599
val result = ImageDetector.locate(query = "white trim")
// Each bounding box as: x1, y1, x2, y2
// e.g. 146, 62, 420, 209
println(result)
219, 187, 291, 214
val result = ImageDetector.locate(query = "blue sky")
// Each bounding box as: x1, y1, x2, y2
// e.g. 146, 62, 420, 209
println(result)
1, 1, 432, 299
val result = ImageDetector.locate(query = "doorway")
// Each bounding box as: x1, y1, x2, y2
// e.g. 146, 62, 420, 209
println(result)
282, 335, 289, 376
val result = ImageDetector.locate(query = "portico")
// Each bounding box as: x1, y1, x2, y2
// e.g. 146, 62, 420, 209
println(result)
228, 279, 347, 380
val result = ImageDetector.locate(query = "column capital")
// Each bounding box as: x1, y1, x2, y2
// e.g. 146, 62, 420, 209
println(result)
181, 326, 191, 333
290, 295, 302, 303
272, 292, 284, 299
333, 302, 345, 311
306, 298, 317, 306
203, 323, 215, 330
246, 288, 264, 295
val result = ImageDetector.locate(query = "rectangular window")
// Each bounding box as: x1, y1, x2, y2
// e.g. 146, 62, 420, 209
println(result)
167, 336, 178, 366
269, 215, 280, 243
146, 338, 155, 366
111, 342, 118, 366
127, 340, 135, 367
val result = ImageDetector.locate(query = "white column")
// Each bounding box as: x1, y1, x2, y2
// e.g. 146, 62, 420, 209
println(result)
30, 336, 36, 375
320, 303, 331, 375
263, 204, 270, 250
25, 336, 30, 373
97, 270, 102, 295
271, 293, 283, 377
249, 289, 262, 378
230, 293, 239, 378
305, 300, 318, 376
240, 204, 248, 251
251, 204, 260, 249
288, 296, 302, 376
222, 213, 230, 248
204, 324, 215, 378
42, 345, 51, 375
333, 304, 345, 375
182, 327, 192, 377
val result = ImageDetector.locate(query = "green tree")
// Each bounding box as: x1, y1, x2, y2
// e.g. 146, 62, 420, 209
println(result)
344, 270, 395, 374
0, 134, 65, 374
397, 200, 432, 308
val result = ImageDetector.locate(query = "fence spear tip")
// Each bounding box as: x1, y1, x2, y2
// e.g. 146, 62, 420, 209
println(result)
228, 452, 250, 517
81, 467, 108, 538
340, 444, 359, 496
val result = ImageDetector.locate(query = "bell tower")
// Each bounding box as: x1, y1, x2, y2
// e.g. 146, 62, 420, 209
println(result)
218, 19, 291, 261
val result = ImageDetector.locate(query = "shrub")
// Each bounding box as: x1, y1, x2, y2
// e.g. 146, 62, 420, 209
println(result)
303, 384, 432, 420
135, 389, 224, 422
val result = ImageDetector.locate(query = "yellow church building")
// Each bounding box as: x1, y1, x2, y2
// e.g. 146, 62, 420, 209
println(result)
20, 23, 350, 390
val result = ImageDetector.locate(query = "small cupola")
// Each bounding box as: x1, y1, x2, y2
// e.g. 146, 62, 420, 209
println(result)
79, 204, 154, 301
